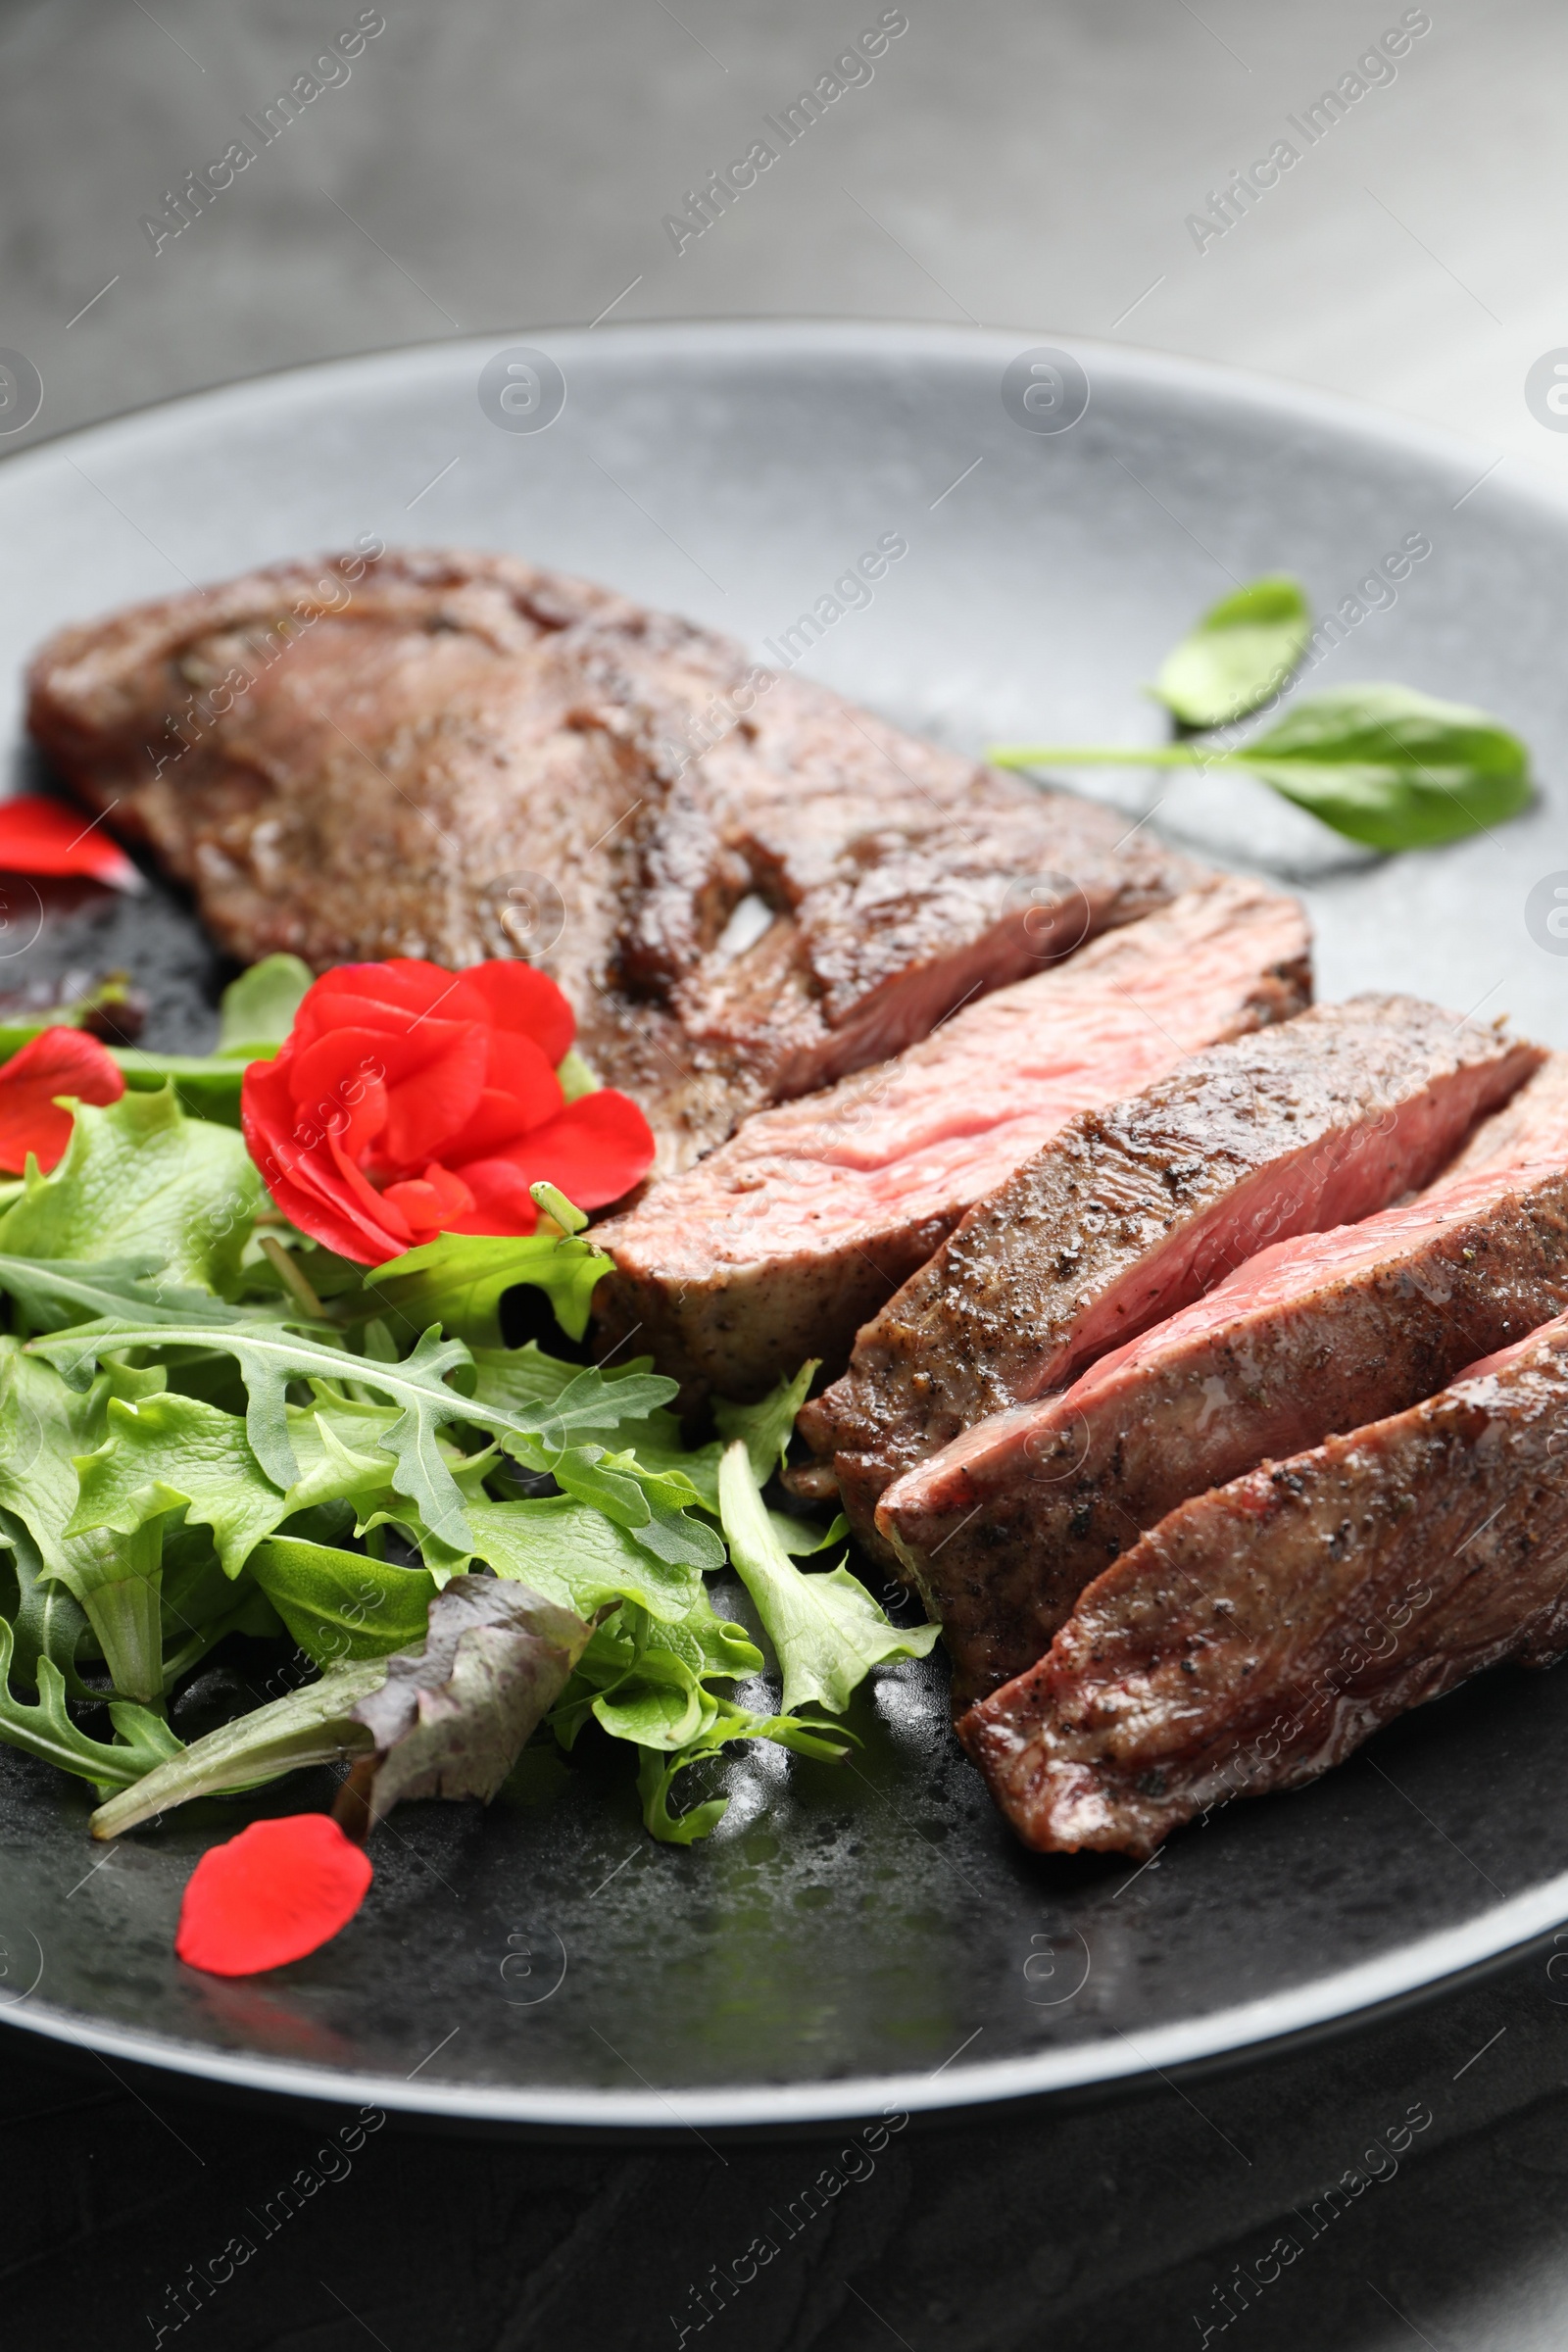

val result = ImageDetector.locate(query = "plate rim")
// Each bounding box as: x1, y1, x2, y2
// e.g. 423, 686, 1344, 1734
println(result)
4, 316, 1568, 2131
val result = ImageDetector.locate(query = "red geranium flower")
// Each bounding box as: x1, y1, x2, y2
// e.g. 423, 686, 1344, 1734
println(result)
0, 1026, 124, 1173
175, 1814, 373, 1977
241, 957, 655, 1265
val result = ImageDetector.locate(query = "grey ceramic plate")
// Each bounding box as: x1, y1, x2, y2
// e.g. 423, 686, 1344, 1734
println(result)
1, 322, 1566, 2133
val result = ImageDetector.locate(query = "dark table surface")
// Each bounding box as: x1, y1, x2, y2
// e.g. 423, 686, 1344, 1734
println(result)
5, 3, 1568, 2343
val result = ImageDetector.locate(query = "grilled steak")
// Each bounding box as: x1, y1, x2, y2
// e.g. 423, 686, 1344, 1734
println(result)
25, 547, 1197, 1173
591, 876, 1309, 1403
885, 1161, 1568, 1705
1431, 1051, 1568, 1182
959, 1308, 1568, 1858
799, 998, 1542, 1553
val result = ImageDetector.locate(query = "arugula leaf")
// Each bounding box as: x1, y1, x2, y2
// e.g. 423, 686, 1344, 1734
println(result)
714, 1361, 818, 1485
0, 1086, 262, 1290
0, 1618, 182, 1791
89, 1654, 389, 1838
35, 1322, 482, 1547
537, 1444, 726, 1573
216, 954, 313, 1055
467, 1494, 704, 1625
0, 1251, 237, 1334
718, 1441, 939, 1714
989, 684, 1533, 853
636, 1701, 856, 1844
1151, 575, 1310, 728
335, 1574, 592, 1832
248, 1536, 436, 1666
359, 1229, 612, 1348
471, 1352, 677, 1444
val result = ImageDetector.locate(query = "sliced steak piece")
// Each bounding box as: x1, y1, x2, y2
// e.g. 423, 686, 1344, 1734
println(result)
1431, 1051, 1568, 1182
25, 546, 1197, 1174
885, 1161, 1568, 1705
800, 998, 1543, 1552
958, 1308, 1568, 1858
591, 876, 1309, 1404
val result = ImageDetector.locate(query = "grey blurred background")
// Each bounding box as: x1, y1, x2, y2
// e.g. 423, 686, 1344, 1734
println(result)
6, 5, 1568, 2349
1, 0, 1564, 475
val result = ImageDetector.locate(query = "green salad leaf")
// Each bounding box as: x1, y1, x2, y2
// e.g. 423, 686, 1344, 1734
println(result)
337, 1574, 591, 1832
249, 1535, 438, 1667
0, 1086, 262, 1291
990, 683, 1534, 853
718, 1439, 939, 1715
1151, 574, 1310, 728
215, 953, 313, 1055
359, 1228, 613, 1348
1216, 684, 1535, 849
90, 1654, 388, 1838
0, 1618, 182, 1792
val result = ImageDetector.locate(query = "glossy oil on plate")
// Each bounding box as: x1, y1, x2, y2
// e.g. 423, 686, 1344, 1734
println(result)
0, 322, 1566, 2132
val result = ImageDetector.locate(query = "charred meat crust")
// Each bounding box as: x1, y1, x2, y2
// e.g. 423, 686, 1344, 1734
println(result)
26, 545, 1200, 1175
591, 875, 1311, 1407
885, 1162, 1568, 1708
959, 1310, 1568, 1858
802, 995, 1544, 1555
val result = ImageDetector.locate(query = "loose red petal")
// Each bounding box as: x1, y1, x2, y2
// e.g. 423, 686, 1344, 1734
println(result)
0, 795, 140, 891
0, 1026, 124, 1174
174, 1814, 372, 1977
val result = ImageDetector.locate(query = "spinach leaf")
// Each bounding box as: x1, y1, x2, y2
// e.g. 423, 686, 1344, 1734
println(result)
1152, 574, 1310, 728
1227, 683, 1534, 848
989, 683, 1533, 852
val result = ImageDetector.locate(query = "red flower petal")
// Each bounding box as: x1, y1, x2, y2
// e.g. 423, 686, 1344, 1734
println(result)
382, 1161, 475, 1232
463, 960, 575, 1067
0, 1027, 124, 1175
450, 1089, 656, 1231
174, 1814, 372, 1977
437, 1035, 564, 1164
0, 796, 140, 891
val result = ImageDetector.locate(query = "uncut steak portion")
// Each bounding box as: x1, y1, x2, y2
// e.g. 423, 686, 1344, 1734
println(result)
26, 547, 1197, 1174
884, 1161, 1568, 1705
958, 1308, 1568, 1858
592, 876, 1309, 1403
800, 997, 1542, 1552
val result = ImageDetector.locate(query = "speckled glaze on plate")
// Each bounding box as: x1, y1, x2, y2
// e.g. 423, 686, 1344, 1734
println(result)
1, 322, 1566, 2133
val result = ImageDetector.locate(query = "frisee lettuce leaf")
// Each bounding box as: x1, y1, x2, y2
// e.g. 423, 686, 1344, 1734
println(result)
0, 1085, 262, 1291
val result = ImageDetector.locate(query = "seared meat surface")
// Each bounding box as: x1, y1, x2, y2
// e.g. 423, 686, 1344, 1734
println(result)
26, 547, 1196, 1173
592, 876, 1309, 1403
884, 1160, 1568, 1705
959, 1308, 1568, 1857
799, 998, 1542, 1553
